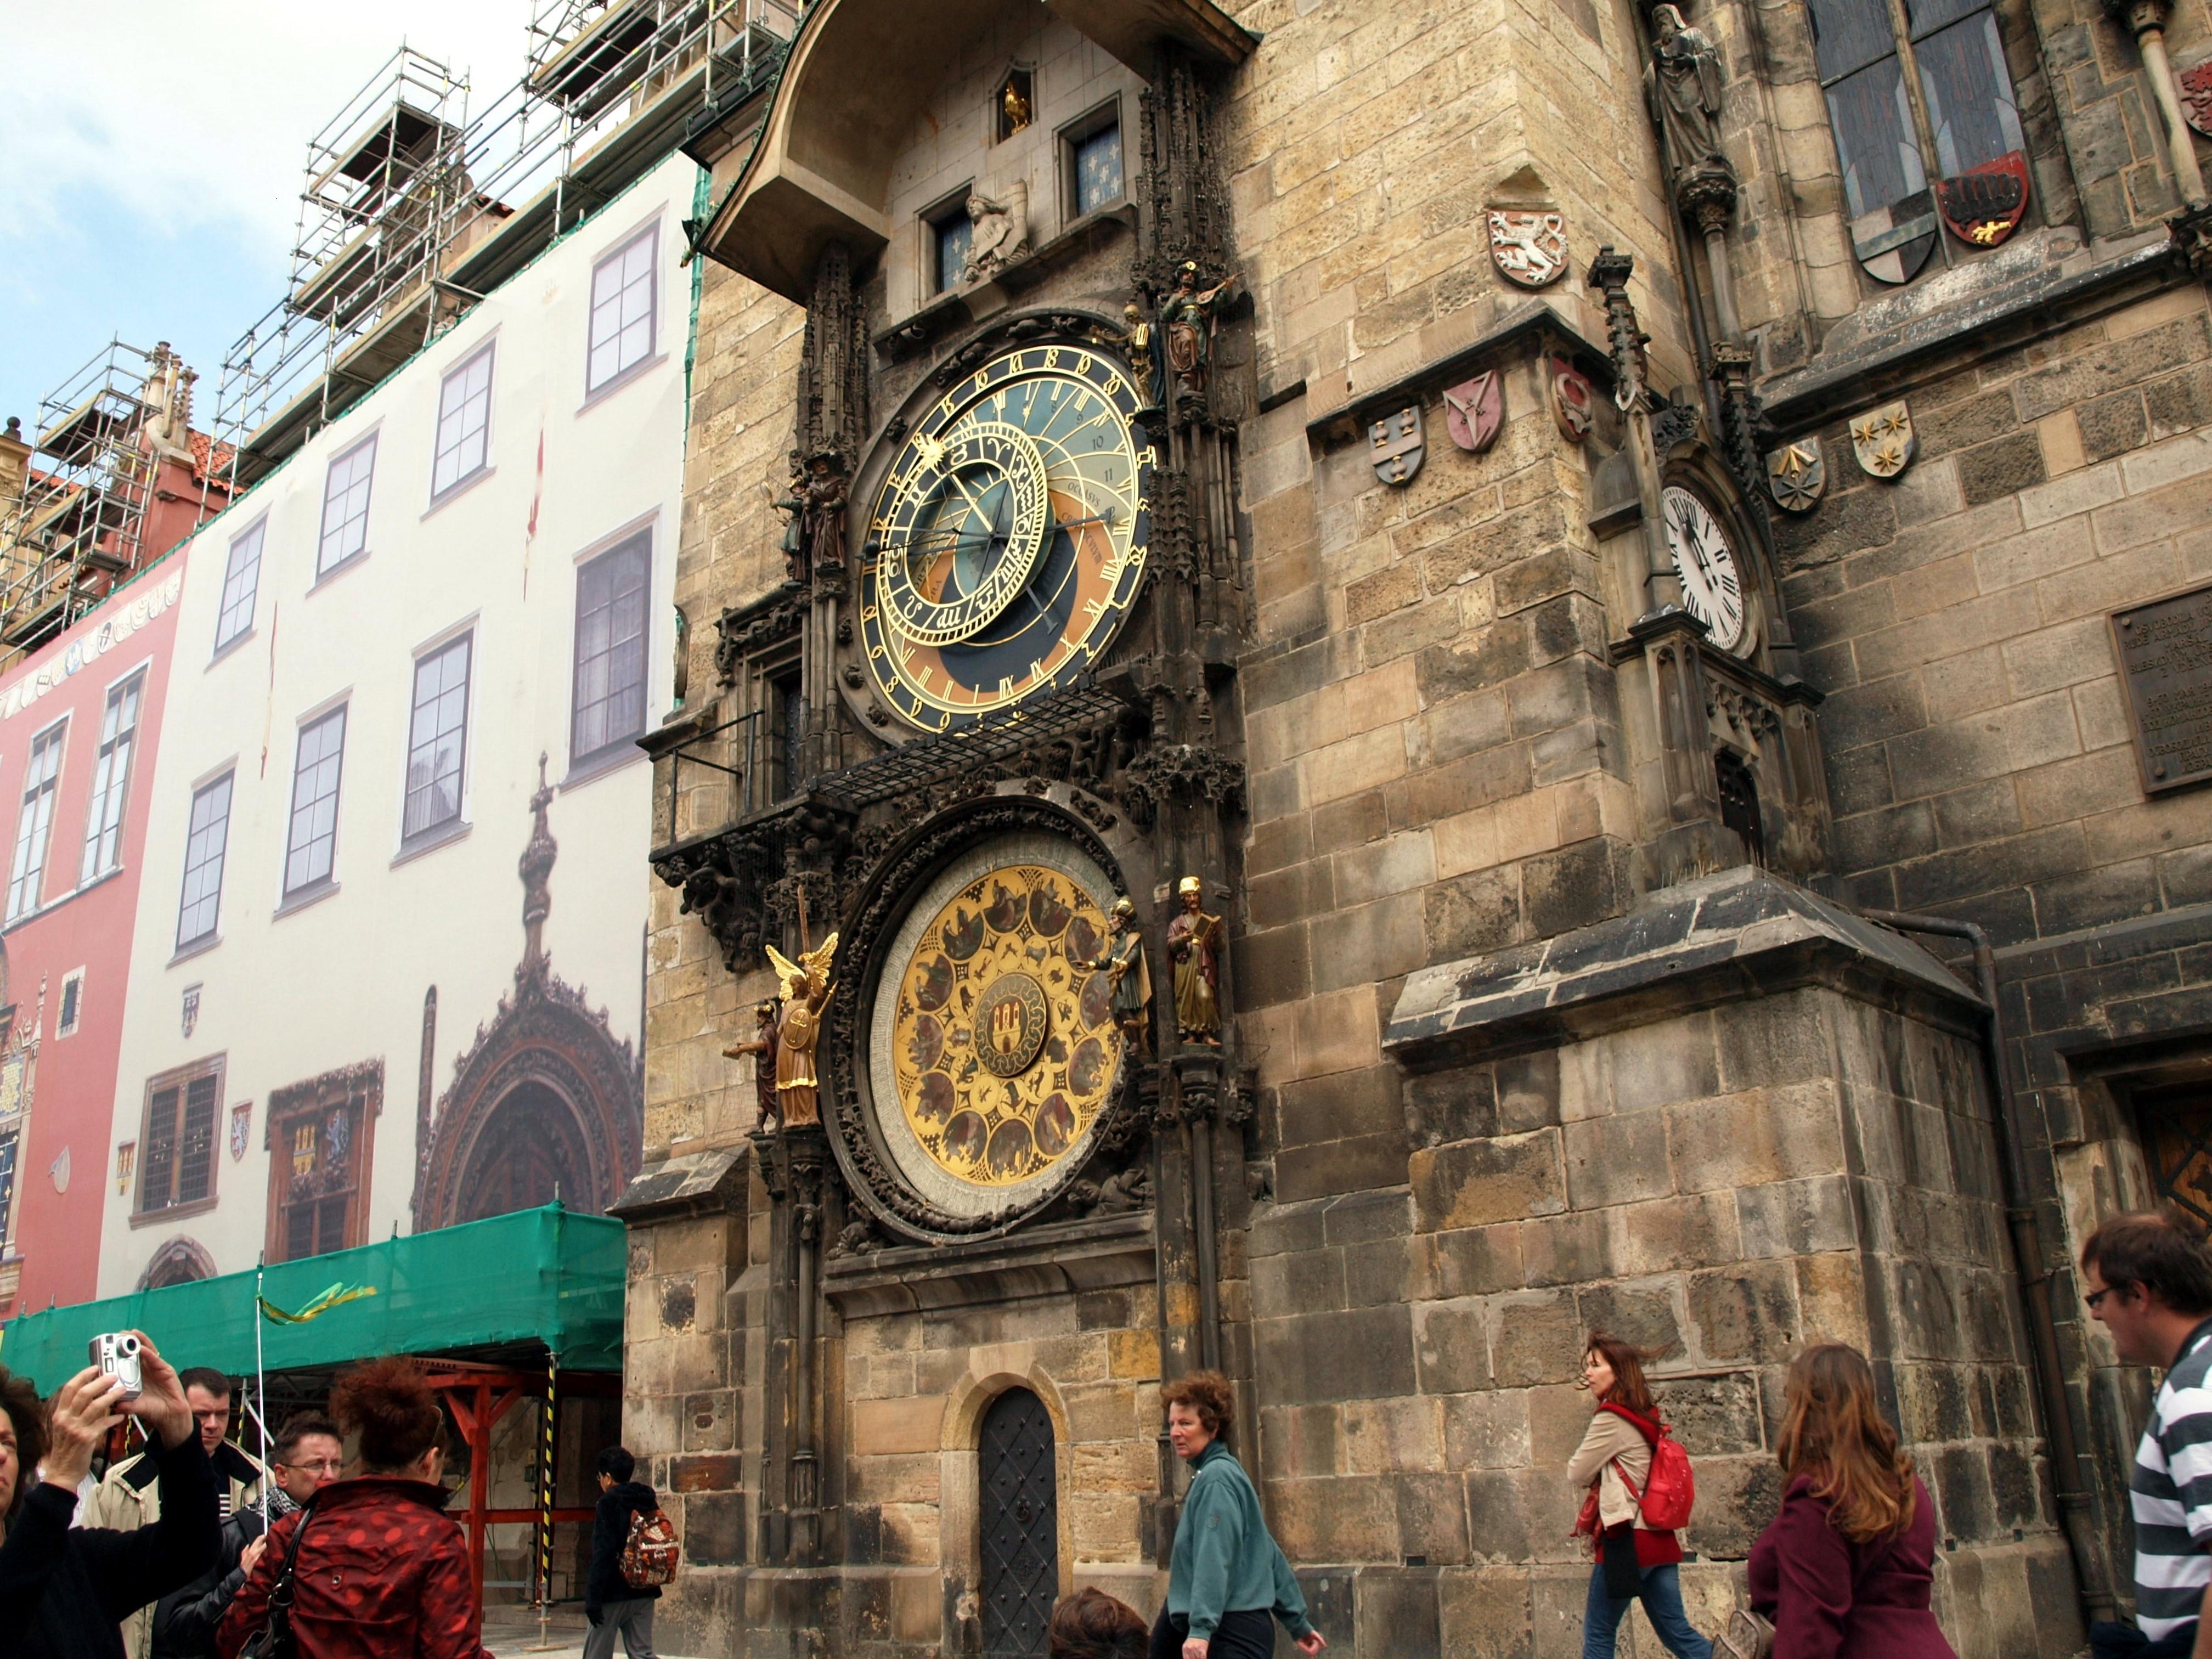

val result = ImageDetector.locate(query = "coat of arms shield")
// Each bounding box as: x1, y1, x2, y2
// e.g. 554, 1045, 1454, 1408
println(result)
1852, 189, 1938, 286
1442, 371, 1504, 453
1764, 439, 1826, 514
1850, 400, 1917, 479
2183, 60, 2212, 137
1551, 360, 1594, 443
1488, 211, 1568, 288
230, 1100, 253, 1162
1369, 406, 1426, 485
1937, 152, 2029, 248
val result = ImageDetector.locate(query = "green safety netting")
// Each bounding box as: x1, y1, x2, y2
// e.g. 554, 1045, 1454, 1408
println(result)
0, 1204, 624, 1393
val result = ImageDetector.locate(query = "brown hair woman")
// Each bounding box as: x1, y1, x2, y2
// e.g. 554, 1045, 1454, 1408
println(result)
1567, 1334, 1709, 1658
216, 1357, 490, 1659
1747, 1344, 1956, 1657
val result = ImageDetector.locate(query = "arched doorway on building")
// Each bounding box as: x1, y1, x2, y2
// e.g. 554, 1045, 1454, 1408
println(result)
978, 1386, 1058, 1659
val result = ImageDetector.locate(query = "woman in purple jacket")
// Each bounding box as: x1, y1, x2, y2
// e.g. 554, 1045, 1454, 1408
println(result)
1748, 1344, 1957, 1658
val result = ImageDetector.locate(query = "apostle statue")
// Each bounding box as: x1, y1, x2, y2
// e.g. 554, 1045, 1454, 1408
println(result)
1166, 877, 1223, 1046
722, 999, 781, 1131
1088, 896, 1154, 1056
961, 182, 1031, 284
1646, 4, 1731, 183
774, 451, 849, 585
764, 933, 838, 1126
1159, 263, 1239, 407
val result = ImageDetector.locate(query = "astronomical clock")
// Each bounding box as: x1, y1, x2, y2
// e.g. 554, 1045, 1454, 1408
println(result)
857, 344, 1155, 730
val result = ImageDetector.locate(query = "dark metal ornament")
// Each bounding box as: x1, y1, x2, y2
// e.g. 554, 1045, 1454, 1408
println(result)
979, 1388, 1058, 1659
1764, 438, 1826, 514
1937, 151, 2029, 248
1442, 371, 1504, 453
1369, 405, 1426, 484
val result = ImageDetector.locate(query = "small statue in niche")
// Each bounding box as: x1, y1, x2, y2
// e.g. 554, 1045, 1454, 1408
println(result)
776, 450, 849, 586
1087, 896, 1154, 1056
960, 182, 1031, 284
723, 998, 782, 1131
672, 604, 690, 709
1645, 4, 1732, 184
1159, 262, 1239, 406
1121, 303, 1169, 414
1002, 77, 1032, 136
1166, 876, 1223, 1047
764, 934, 838, 1126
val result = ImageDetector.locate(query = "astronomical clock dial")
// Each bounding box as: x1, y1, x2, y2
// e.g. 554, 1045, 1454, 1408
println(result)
861, 345, 1154, 730
868, 838, 1128, 1217
1661, 484, 1746, 651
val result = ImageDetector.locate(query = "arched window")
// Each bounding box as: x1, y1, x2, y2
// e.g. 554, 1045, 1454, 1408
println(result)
1810, 0, 2028, 282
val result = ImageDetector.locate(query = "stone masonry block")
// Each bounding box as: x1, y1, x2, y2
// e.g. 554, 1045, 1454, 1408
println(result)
1739, 1174, 1860, 1258
1409, 1127, 1566, 1232
1562, 1111, 1674, 1209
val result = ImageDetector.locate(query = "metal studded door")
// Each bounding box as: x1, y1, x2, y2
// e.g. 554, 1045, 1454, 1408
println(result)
979, 1387, 1058, 1659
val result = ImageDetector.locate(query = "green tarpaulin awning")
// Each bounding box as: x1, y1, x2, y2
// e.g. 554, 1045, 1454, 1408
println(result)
0, 1204, 625, 1393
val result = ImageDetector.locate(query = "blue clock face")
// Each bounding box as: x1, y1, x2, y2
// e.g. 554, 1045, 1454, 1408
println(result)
860, 343, 1154, 731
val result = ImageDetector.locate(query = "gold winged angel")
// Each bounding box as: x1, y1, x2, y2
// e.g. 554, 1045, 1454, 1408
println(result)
764, 933, 838, 1127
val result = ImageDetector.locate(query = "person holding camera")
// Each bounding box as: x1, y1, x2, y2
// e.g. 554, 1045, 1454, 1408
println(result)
0, 1333, 221, 1659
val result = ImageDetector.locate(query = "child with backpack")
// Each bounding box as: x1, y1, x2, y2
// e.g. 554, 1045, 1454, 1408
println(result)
585, 1447, 677, 1659
1568, 1333, 1709, 1659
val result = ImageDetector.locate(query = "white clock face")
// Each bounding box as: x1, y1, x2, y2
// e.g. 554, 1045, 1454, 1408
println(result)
1661, 486, 1745, 650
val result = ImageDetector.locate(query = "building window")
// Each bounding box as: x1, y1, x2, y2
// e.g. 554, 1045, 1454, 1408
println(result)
265, 1063, 379, 1264
176, 772, 234, 950
7, 720, 67, 922
930, 199, 974, 295
57, 969, 83, 1039
80, 669, 145, 884
137, 1062, 221, 1215
571, 533, 650, 769
1808, 0, 2024, 276
770, 670, 803, 801
1069, 118, 1124, 217
283, 707, 348, 898
403, 634, 471, 842
588, 227, 658, 393
0, 1129, 16, 1246
317, 433, 377, 577
214, 518, 266, 653
430, 343, 495, 501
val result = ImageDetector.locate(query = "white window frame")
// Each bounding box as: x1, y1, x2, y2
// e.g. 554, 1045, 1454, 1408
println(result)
401, 627, 474, 847
428, 341, 496, 506
585, 221, 661, 398
212, 516, 267, 657
55, 967, 85, 1038
80, 661, 149, 885
568, 521, 655, 776
7, 716, 69, 923
315, 430, 379, 579
281, 703, 349, 902
175, 765, 237, 955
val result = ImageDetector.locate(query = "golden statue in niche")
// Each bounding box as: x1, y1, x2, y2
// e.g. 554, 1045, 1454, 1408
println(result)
1001, 76, 1032, 136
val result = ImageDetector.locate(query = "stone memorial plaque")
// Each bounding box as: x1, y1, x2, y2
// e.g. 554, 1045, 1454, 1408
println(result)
2114, 582, 2212, 793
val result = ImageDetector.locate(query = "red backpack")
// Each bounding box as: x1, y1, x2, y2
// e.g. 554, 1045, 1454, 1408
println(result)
1604, 1404, 1696, 1532
619, 1506, 681, 1588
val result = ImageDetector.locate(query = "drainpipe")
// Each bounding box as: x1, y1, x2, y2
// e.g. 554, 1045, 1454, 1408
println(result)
1859, 908, 2118, 1623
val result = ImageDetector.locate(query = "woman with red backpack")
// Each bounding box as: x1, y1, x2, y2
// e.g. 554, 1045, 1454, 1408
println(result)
1568, 1333, 1710, 1659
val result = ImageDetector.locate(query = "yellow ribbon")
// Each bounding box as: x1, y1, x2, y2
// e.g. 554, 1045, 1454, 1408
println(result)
256, 1282, 377, 1324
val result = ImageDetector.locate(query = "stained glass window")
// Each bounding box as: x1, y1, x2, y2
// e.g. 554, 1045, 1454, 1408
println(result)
1074, 125, 1123, 216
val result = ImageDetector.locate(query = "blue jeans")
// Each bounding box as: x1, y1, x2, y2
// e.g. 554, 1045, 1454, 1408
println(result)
1582, 1562, 1712, 1659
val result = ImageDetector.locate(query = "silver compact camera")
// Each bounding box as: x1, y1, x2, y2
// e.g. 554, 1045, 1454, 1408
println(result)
89, 1332, 144, 1400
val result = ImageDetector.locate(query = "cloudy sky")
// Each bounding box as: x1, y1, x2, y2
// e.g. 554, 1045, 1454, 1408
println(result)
1, 1, 534, 430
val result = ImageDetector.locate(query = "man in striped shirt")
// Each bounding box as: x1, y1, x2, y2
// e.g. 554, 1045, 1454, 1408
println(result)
2084, 1210, 2212, 1658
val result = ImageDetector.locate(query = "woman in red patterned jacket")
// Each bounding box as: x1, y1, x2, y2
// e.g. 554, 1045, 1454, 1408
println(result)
216, 1358, 489, 1659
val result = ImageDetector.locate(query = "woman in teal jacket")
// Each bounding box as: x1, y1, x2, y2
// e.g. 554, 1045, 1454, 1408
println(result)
1154, 1372, 1328, 1659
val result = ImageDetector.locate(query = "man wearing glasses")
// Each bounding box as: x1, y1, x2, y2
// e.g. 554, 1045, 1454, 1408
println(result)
148, 1412, 343, 1659
2081, 1210, 2212, 1659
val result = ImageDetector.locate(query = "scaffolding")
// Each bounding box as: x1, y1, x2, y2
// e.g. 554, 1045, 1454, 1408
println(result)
0, 339, 163, 658
210, 1, 798, 490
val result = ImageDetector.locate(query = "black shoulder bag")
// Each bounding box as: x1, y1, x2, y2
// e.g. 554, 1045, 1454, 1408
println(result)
236, 1496, 317, 1659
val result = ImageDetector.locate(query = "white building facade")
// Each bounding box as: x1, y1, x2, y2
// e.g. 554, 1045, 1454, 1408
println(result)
99, 151, 699, 1291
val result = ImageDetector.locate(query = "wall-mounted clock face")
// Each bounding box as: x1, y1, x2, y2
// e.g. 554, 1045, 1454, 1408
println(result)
860, 344, 1153, 731
868, 834, 1127, 1218
1661, 484, 1746, 650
